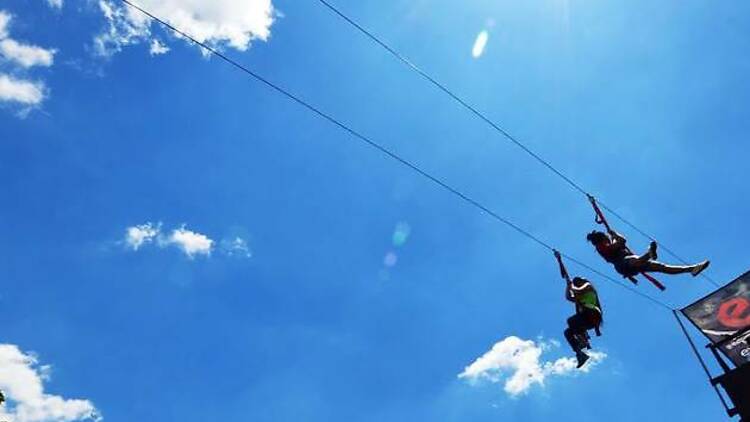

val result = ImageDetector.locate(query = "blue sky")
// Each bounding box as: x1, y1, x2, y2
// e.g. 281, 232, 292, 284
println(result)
0, 0, 749, 420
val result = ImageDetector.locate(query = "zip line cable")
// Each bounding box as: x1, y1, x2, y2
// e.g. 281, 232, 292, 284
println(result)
118, 0, 675, 312
313, 0, 720, 288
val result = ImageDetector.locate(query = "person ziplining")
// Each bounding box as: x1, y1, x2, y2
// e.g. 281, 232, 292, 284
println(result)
586, 196, 710, 291
555, 251, 603, 368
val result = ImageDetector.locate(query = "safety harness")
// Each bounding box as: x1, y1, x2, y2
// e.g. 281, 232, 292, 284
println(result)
555, 251, 603, 337
588, 195, 666, 291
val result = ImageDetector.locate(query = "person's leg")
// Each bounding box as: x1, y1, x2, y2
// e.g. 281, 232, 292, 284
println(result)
563, 314, 581, 353
617, 256, 647, 277
564, 326, 579, 353
633, 253, 651, 266
565, 315, 585, 353
576, 310, 602, 367
692, 260, 711, 276
645, 261, 695, 275
625, 242, 658, 268
582, 309, 601, 331
578, 331, 592, 350
566, 314, 593, 368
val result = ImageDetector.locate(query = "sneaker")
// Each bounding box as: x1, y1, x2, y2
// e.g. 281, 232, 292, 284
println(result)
576, 352, 590, 369
692, 260, 711, 277
649, 241, 658, 260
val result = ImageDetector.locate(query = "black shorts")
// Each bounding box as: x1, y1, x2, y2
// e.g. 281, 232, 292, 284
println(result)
614, 255, 642, 278
568, 308, 602, 331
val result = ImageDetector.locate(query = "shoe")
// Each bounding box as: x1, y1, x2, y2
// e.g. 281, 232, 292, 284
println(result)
649, 241, 658, 260
692, 260, 711, 277
576, 352, 590, 369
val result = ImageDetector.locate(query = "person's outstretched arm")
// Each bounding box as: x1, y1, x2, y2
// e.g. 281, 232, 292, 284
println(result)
554, 250, 571, 283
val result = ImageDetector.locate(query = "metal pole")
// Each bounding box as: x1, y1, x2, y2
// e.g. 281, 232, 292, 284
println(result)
673, 310, 732, 413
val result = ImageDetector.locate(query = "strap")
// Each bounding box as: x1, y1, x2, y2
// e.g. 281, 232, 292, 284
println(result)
570, 282, 592, 291
640, 272, 667, 291
554, 250, 571, 282
588, 195, 613, 233
590, 196, 667, 291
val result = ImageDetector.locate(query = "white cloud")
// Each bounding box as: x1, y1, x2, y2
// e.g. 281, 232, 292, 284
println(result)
0, 39, 55, 68
124, 223, 253, 259
0, 344, 100, 422
45, 0, 63, 9
0, 75, 45, 105
164, 227, 214, 258
93, 1, 150, 56
0, 11, 55, 111
472, 30, 489, 59
124, 222, 160, 250
148, 39, 169, 56
458, 336, 605, 396
0, 12, 10, 39
221, 237, 251, 258
95, 0, 275, 57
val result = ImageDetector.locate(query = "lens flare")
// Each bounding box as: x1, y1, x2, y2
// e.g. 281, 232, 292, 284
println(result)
392, 222, 411, 247
384, 251, 398, 267
472, 30, 489, 59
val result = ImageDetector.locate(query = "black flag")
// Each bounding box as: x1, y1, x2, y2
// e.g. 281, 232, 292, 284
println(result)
682, 271, 750, 367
